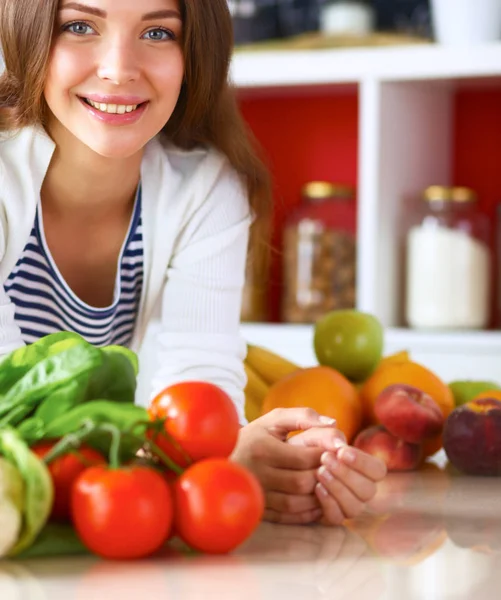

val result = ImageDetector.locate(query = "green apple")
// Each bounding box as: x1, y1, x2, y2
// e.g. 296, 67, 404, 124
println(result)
448, 381, 501, 407
313, 310, 383, 383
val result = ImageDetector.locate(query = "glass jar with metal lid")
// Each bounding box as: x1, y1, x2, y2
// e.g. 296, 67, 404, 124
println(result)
282, 181, 357, 324
405, 185, 492, 330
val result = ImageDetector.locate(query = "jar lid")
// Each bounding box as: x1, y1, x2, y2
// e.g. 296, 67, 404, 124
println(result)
423, 186, 477, 203
302, 181, 355, 200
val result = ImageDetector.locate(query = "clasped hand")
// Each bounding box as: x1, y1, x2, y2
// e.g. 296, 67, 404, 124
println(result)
231, 408, 387, 526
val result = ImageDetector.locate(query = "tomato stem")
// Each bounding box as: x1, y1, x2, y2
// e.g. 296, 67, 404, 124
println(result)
39, 418, 185, 475
143, 418, 193, 467
42, 419, 96, 465
142, 437, 184, 476
97, 423, 122, 469
128, 419, 187, 474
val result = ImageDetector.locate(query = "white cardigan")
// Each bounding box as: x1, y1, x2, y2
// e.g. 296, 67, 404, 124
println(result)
0, 126, 251, 423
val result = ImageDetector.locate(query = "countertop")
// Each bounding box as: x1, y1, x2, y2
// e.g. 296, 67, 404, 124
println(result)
1, 464, 500, 600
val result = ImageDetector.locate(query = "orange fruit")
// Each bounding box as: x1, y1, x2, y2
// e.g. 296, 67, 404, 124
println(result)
359, 361, 454, 458
377, 350, 410, 370
473, 390, 501, 402
261, 366, 362, 443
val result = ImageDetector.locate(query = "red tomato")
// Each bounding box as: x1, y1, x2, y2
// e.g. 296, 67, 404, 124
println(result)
31, 441, 106, 522
72, 465, 173, 560
148, 381, 240, 466
162, 469, 179, 485
173, 458, 264, 554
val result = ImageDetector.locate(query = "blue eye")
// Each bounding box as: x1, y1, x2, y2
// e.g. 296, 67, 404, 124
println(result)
142, 28, 175, 41
62, 21, 95, 36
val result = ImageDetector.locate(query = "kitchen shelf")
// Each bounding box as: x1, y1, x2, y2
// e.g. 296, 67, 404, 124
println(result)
241, 323, 501, 383
235, 40, 501, 345
232, 42, 501, 88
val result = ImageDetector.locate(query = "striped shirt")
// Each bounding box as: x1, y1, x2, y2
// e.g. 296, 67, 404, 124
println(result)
4, 187, 144, 348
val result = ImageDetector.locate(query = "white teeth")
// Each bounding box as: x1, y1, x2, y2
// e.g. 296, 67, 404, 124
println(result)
85, 99, 139, 114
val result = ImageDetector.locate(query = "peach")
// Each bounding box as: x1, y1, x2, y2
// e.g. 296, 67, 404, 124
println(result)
353, 425, 422, 472
375, 384, 444, 444
443, 398, 501, 476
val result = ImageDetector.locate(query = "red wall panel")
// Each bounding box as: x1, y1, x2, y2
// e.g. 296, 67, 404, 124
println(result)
239, 91, 359, 321
240, 87, 501, 325
454, 90, 501, 326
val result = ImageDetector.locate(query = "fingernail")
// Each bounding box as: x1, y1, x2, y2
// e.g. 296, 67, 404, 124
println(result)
319, 465, 334, 482
321, 452, 335, 468
327, 456, 339, 471
331, 438, 347, 451
316, 482, 329, 498
319, 416, 336, 425
340, 448, 356, 464
321, 451, 331, 464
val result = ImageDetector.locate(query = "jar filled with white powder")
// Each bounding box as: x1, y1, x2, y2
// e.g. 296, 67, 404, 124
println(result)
406, 186, 492, 330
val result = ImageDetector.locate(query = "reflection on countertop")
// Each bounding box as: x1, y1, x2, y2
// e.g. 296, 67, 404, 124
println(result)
1, 465, 501, 600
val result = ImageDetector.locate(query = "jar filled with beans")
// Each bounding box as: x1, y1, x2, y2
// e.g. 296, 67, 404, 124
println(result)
282, 182, 357, 323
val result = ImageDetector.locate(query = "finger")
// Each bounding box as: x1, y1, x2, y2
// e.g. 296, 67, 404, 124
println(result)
317, 468, 365, 520
258, 407, 336, 439
337, 446, 387, 481
315, 483, 346, 525
253, 435, 323, 470
266, 491, 321, 514
264, 507, 323, 525
320, 453, 377, 503
261, 465, 318, 495
288, 426, 347, 452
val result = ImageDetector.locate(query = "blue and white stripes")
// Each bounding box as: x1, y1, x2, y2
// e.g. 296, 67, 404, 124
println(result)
4, 189, 144, 348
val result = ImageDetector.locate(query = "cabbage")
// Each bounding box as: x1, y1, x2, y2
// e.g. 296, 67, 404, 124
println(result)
0, 428, 53, 557
0, 497, 22, 556
0, 457, 25, 511
0, 457, 25, 556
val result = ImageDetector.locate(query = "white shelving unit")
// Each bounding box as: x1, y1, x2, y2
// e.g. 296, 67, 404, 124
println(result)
232, 43, 501, 86
234, 42, 501, 383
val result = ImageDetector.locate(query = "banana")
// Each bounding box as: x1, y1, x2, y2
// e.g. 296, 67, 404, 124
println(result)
244, 362, 269, 422
244, 391, 264, 423
244, 362, 270, 400
245, 344, 300, 386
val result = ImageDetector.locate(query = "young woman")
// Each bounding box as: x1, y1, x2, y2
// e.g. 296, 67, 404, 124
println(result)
0, 0, 386, 526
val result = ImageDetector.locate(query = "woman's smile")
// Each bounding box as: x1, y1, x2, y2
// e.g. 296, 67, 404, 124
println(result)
78, 95, 149, 125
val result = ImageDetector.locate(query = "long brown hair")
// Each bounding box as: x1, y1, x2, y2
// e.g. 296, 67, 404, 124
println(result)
0, 0, 271, 228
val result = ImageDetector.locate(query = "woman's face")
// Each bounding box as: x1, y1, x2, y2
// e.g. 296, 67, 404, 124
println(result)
44, 0, 185, 159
